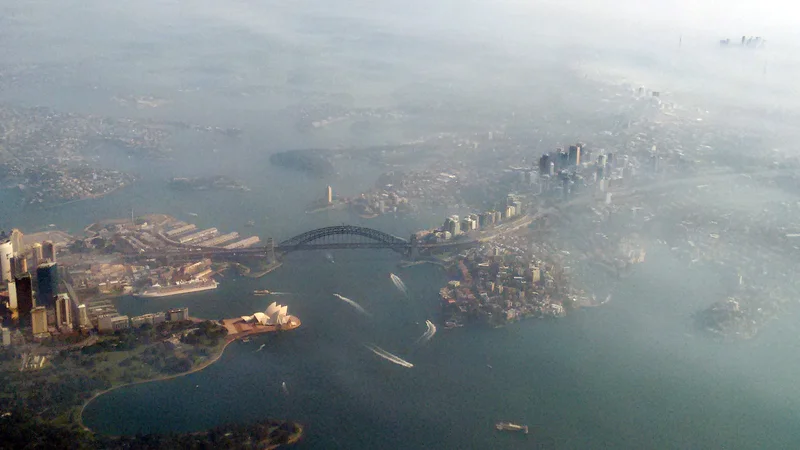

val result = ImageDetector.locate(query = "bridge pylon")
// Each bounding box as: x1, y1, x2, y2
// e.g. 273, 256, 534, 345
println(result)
266, 237, 276, 263
409, 233, 419, 259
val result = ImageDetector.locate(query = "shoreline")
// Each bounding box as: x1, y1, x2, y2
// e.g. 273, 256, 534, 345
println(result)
78, 317, 301, 433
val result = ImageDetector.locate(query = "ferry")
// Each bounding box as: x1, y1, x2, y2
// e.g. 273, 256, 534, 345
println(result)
253, 290, 271, 296
496, 422, 529, 434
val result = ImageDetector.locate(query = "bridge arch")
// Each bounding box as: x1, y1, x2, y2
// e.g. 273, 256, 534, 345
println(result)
278, 225, 409, 252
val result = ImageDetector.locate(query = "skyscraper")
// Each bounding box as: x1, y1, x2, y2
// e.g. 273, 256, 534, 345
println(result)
10, 229, 23, 254
10, 254, 27, 279
42, 241, 56, 263
77, 304, 90, 330
568, 145, 582, 166
15, 273, 33, 325
30, 243, 43, 269
31, 306, 48, 337
326, 186, 333, 204
36, 262, 59, 309
55, 294, 72, 331
0, 238, 12, 283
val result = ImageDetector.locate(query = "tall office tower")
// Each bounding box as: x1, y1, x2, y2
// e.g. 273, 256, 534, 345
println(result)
77, 304, 90, 329
326, 186, 333, 204
14, 273, 33, 325
10, 229, 23, 254
31, 306, 48, 336
538, 153, 550, 175
444, 216, 460, 236
30, 243, 43, 269
7, 281, 17, 311
42, 241, 56, 263
568, 145, 582, 166
36, 262, 59, 309
0, 238, 12, 283
10, 255, 27, 279
55, 294, 72, 331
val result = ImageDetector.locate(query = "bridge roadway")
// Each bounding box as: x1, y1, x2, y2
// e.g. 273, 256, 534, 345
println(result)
128, 214, 547, 261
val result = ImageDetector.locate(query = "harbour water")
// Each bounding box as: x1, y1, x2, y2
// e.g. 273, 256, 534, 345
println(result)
2, 117, 800, 449
83, 244, 800, 449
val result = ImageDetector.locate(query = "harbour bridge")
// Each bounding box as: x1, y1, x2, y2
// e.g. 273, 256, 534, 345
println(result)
131, 225, 462, 261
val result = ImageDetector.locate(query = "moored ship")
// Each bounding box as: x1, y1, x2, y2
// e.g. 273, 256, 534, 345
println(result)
496, 422, 529, 434
137, 279, 219, 298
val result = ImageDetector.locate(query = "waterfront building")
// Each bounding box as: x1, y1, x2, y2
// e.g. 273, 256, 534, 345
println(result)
131, 311, 166, 328
241, 302, 290, 326
167, 307, 189, 322
55, 294, 72, 331
326, 185, 333, 204
36, 262, 59, 309
10, 229, 23, 254
505, 205, 516, 219
0, 237, 13, 283
166, 223, 197, 237
42, 240, 56, 263
444, 216, 460, 236
15, 273, 33, 325
223, 236, 261, 249
178, 228, 218, 244
31, 306, 48, 337
98, 315, 130, 332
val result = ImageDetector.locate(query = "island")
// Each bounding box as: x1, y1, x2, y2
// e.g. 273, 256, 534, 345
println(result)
269, 149, 335, 177
169, 176, 250, 192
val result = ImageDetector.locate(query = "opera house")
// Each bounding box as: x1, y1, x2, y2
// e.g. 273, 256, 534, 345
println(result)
241, 302, 291, 326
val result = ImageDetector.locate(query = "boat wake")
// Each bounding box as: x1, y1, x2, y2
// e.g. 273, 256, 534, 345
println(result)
269, 292, 292, 296
333, 293, 371, 316
255, 344, 265, 352
365, 344, 414, 368
416, 320, 437, 344
389, 273, 409, 296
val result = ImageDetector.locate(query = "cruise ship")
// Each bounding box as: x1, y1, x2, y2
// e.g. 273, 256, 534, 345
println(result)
495, 422, 529, 434
137, 279, 219, 298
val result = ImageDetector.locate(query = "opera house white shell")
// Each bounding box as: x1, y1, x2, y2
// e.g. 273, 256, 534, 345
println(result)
241, 301, 290, 325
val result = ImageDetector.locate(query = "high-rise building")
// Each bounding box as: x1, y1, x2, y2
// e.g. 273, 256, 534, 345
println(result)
568, 145, 582, 166
443, 216, 460, 236
36, 262, 59, 309
15, 273, 33, 325
31, 306, 48, 337
10, 229, 23, 254
10, 254, 27, 279
30, 243, 43, 269
0, 238, 13, 283
55, 294, 72, 331
77, 304, 90, 330
42, 241, 56, 263
7, 281, 17, 310
326, 186, 333, 204
1, 326, 10, 347
538, 153, 550, 175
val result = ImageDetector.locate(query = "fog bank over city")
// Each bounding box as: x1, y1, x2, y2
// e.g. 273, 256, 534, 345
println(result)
2, 1, 800, 448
